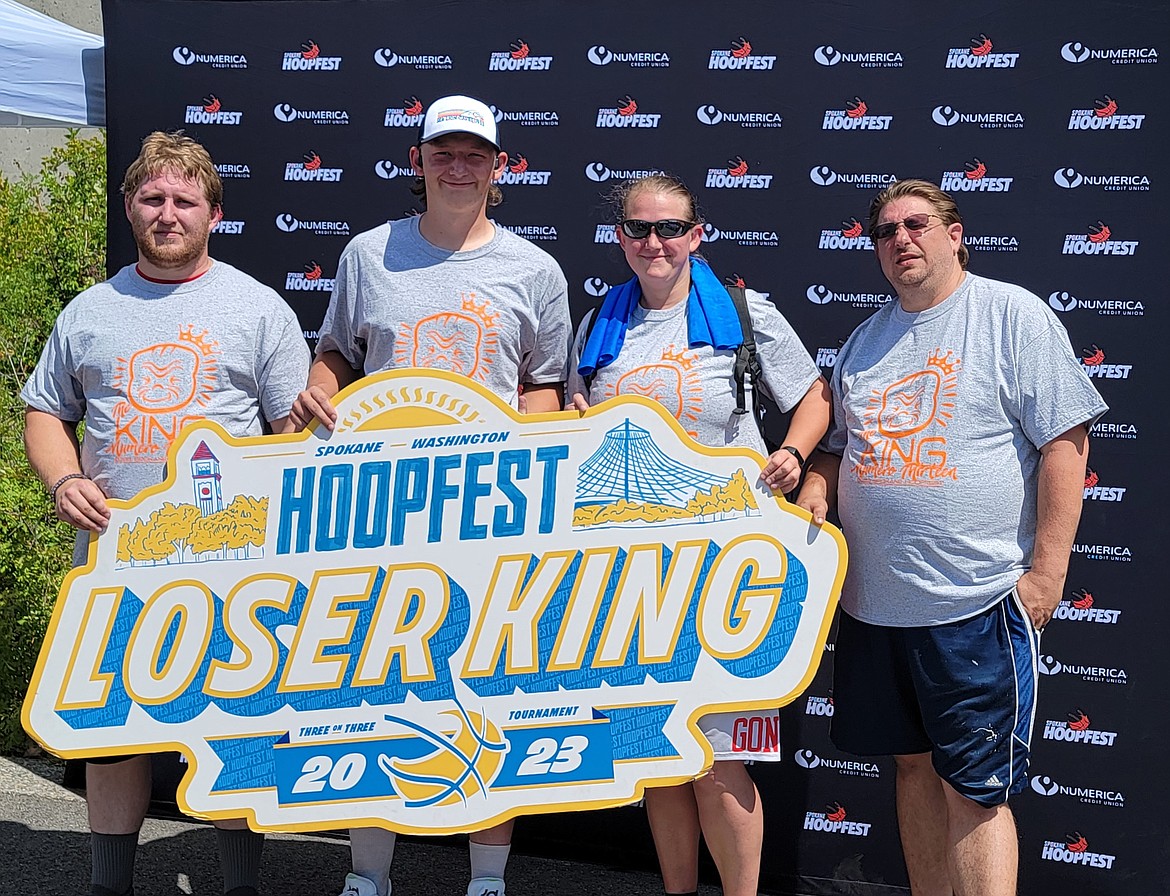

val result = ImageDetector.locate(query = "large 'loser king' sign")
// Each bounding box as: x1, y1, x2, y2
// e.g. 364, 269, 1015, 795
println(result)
24, 370, 845, 833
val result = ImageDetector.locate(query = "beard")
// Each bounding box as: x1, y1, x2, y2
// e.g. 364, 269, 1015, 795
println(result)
130, 208, 211, 272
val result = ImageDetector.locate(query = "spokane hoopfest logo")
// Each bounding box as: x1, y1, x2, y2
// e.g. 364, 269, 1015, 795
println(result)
1030, 773, 1126, 808
584, 162, 664, 184
1082, 466, 1127, 502
813, 44, 903, 67
931, 103, 1024, 129
596, 96, 661, 129
373, 48, 453, 70
1068, 95, 1145, 130
1063, 222, 1138, 256
282, 40, 341, 71
284, 152, 343, 183
1061, 41, 1158, 65
708, 37, 776, 70
1039, 651, 1128, 685
489, 104, 560, 127
583, 278, 610, 298
1041, 833, 1117, 870
215, 163, 250, 179
822, 97, 892, 130
496, 154, 551, 186
810, 166, 898, 190
488, 39, 552, 71
819, 219, 873, 251
940, 159, 1013, 192
805, 693, 834, 716
1053, 167, 1151, 192
706, 157, 773, 189
794, 749, 880, 778
211, 220, 244, 235
695, 104, 782, 128
1079, 344, 1133, 379
172, 46, 247, 68
1048, 288, 1145, 317
374, 159, 415, 180
184, 95, 242, 126
285, 260, 336, 292
275, 214, 350, 237
384, 97, 425, 128
806, 284, 895, 309
587, 44, 670, 67
804, 802, 872, 836
945, 33, 1019, 68
1053, 588, 1122, 625
273, 103, 350, 126
1043, 709, 1118, 746
815, 345, 843, 369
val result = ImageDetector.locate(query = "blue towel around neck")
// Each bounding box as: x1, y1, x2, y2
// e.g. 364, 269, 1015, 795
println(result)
577, 256, 744, 377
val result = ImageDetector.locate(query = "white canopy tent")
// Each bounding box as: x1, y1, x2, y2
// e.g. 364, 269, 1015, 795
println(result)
0, 0, 103, 126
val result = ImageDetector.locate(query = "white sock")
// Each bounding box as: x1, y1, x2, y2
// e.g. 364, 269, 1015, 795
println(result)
468, 841, 510, 880
349, 827, 396, 896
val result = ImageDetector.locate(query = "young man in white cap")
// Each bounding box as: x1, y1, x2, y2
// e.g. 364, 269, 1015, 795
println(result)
288, 95, 571, 896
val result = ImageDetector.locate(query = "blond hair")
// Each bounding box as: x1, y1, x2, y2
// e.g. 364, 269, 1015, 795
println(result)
121, 131, 223, 209
868, 178, 968, 269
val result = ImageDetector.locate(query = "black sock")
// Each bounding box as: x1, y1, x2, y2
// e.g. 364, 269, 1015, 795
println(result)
91, 831, 137, 896
216, 827, 265, 894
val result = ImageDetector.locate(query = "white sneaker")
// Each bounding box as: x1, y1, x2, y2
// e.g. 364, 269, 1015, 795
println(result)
338, 872, 383, 896
466, 877, 505, 896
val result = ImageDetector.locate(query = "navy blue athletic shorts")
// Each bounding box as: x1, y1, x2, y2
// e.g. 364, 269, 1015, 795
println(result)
830, 589, 1040, 807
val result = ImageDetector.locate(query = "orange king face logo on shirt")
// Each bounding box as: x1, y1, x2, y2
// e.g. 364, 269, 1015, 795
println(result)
853, 348, 961, 485
395, 293, 500, 382
605, 345, 704, 437
106, 326, 219, 462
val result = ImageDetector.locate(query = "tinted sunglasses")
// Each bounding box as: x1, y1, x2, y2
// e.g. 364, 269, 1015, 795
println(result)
618, 219, 697, 239
870, 213, 943, 241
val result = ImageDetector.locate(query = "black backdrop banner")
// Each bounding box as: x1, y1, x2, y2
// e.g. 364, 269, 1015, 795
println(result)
101, 1, 1167, 893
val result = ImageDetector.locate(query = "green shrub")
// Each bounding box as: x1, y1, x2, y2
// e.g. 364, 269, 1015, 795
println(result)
0, 130, 106, 753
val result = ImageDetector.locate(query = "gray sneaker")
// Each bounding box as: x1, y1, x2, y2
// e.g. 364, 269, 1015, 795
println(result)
466, 877, 505, 896
338, 872, 382, 896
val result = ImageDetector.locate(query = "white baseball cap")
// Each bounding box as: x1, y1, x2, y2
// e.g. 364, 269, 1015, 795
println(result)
418, 95, 501, 151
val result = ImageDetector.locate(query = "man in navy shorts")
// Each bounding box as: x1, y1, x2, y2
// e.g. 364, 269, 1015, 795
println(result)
797, 179, 1107, 895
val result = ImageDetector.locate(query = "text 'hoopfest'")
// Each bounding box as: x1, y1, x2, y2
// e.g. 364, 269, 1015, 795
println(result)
24, 370, 845, 833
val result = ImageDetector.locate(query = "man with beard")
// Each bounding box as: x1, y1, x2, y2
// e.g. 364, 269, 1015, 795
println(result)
22, 131, 310, 896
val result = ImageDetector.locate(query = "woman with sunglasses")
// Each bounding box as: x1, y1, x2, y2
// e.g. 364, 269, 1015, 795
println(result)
567, 174, 830, 896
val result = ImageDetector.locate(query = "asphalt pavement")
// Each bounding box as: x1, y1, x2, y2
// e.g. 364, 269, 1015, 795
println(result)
0, 754, 721, 896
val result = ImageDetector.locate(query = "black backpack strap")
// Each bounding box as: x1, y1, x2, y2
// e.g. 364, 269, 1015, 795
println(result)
726, 286, 764, 430
579, 306, 601, 393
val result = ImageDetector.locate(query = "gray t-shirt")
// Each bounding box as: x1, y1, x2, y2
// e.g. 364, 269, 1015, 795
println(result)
22, 261, 310, 503
825, 273, 1108, 626
567, 288, 820, 455
316, 216, 571, 405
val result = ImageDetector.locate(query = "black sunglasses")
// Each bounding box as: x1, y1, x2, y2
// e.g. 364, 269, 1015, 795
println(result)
618, 219, 698, 239
870, 213, 943, 241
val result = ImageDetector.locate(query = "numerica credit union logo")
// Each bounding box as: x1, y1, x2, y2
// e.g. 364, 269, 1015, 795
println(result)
695, 104, 782, 128
498, 223, 558, 242
964, 231, 1019, 253
793, 749, 880, 778
705, 157, 773, 189
184, 95, 242, 126
1091, 420, 1139, 440
1053, 166, 1151, 192
931, 103, 1024, 129
1042, 708, 1118, 746
596, 96, 661, 128
945, 33, 1019, 68
284, 151, 343, 183
1081, 466, 1126, 503
1071, 541, 1132, 562
1063, 222, 1138, 256
806, 283, 895, 309
1039, 652, 1127, 685
171, 46, 247, 68
384, 97, 425, 128
285, 260, 335, 292
803, 802, 872, 836
583, 278, 610, 298
1048, 288, 1144, 317
1053, 588, 1122, 624
373, 48, 453, 70
822, 97, 892, 130
584, 162, 665, 184
810, 165, 898, 190
586, 44, 670, 68
1041, 833, 1117, 870
282, 40, 341, 71
273, 102, 350, 126
215, 162, 250, 179
496, 154, 551, 186
1030, 773, 1125, 808
700, 222, 779, 248
819, 218, 873, 251
708, 36, 776, 70
1061, 40, 1158, 65
374, 159, 415, 180
940, 158, 1013, 192
274, 214, 351, 237
813, 44, 903, 68
1068, 95, 1146, 130
1079, 344, 1132, 379
489, 104, 560, 127
488, 39, 552, 71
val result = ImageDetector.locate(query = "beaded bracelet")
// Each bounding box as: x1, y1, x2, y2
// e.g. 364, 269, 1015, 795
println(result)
49, 472, 87, 501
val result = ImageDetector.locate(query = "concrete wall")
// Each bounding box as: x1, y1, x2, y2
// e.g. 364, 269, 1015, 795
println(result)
0, 0, 103, 179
